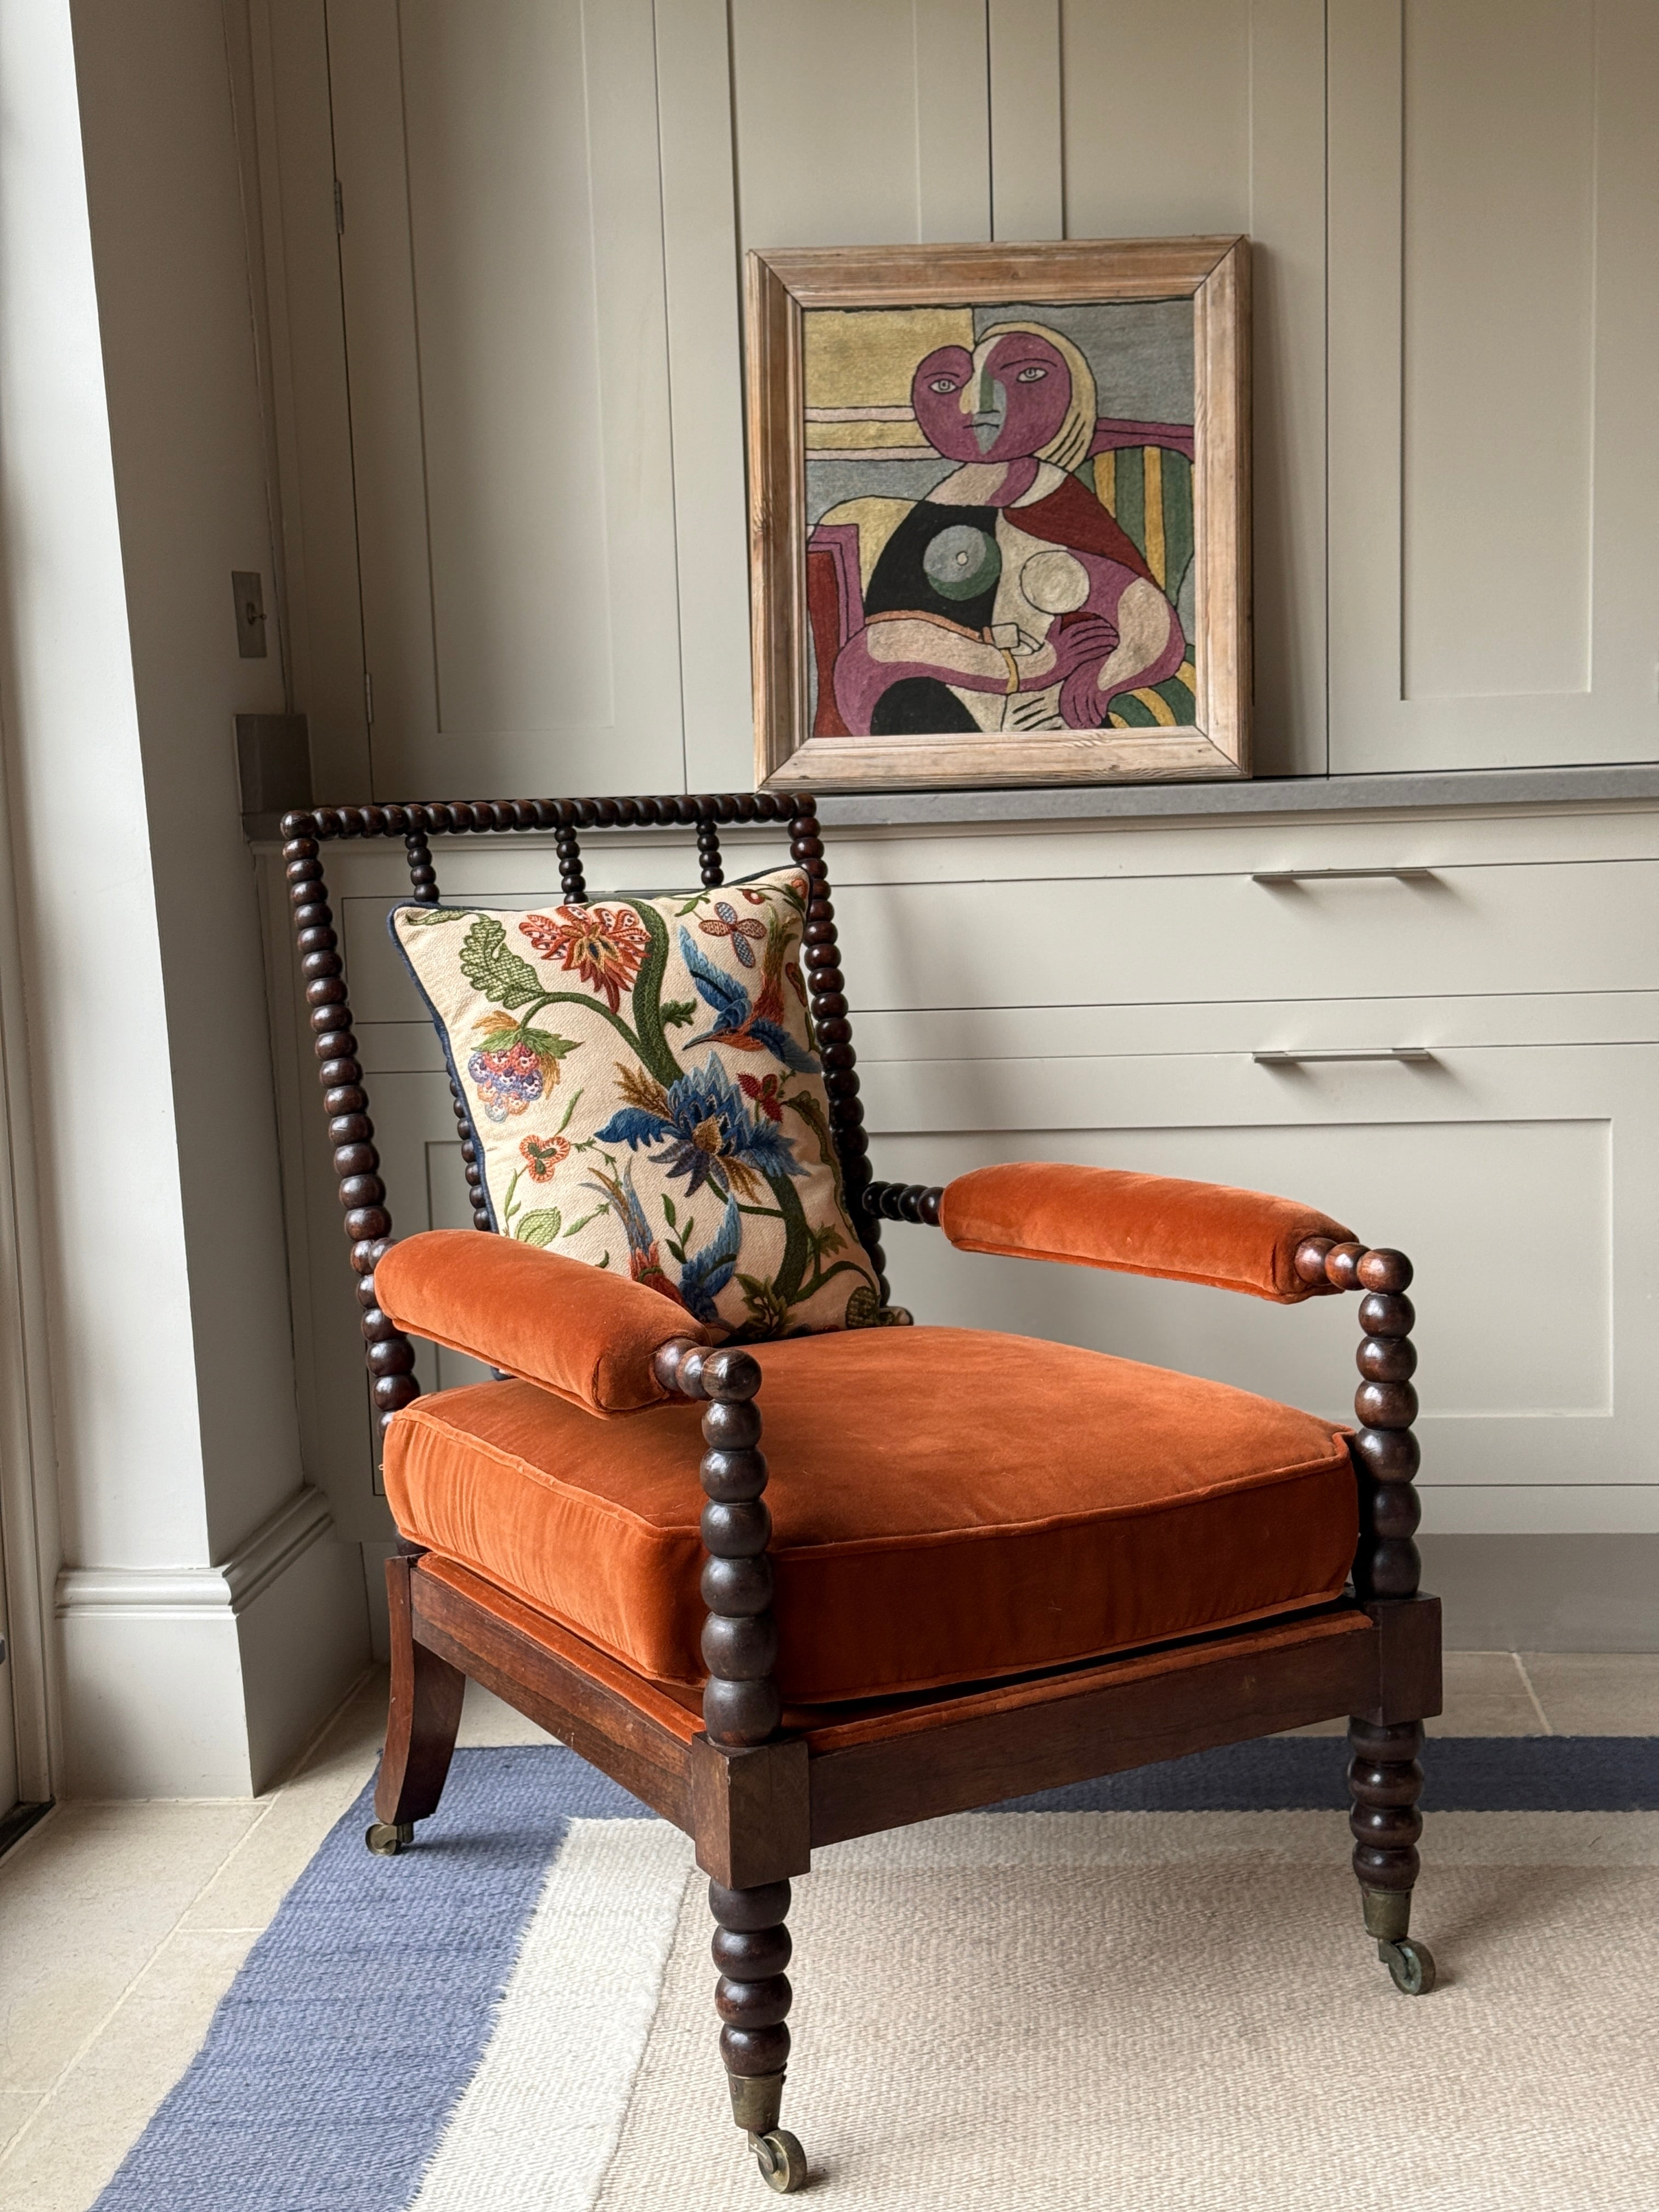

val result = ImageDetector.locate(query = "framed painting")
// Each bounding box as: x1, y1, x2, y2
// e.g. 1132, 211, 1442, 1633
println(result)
746, 237, 1249, 794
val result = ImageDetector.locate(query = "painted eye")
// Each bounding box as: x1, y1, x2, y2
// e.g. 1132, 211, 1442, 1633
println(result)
928, 376, 958, 394
1015, 365, 1048, 383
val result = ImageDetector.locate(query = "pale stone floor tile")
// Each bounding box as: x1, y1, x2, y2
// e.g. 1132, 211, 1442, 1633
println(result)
1282, 1650, 1546, 1738
1429, 1650, 1547, 1735
179, 1670, 391, 1933
1520, 1651, 1659, 1736
0, 2096, 37, 2162
0, 1927, 257, 2212
180, 1674, 554, 1936
0, 1801, 261, 2100
458, 1675, 558, 1746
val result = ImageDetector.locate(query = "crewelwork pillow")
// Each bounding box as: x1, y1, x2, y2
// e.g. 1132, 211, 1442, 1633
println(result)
391, 868, 893, 1341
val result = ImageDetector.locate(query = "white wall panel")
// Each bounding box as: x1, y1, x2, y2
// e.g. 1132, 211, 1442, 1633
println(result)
1059, 0, 1251, 236
654, 0, 755, 794
1329, 0, 1659, 771
1401, 1, 1595, 702
1060, 0, 1327, 775
730, 0, 991, 252
263, 2, 1659, 802
327, 0, 684, 796
989, 0, 1062, 238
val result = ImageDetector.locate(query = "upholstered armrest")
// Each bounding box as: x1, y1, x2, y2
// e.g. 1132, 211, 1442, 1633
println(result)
938, 1163, 1356, 1304
375, 1231, 714, 1415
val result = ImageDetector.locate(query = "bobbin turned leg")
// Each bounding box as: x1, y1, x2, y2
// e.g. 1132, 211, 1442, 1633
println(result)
1347, 1718, 1435, 1993
1294, 1238, 1439, 1994
711, 1878, 804, 2193
655, 1335, 808, 2194
365, 1550, 465, 1856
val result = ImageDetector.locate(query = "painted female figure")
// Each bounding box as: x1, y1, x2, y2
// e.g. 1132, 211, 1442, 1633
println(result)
818, 323, 1186, 737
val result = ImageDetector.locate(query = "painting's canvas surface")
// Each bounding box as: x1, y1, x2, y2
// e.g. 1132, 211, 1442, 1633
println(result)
803, 299, 1198, 742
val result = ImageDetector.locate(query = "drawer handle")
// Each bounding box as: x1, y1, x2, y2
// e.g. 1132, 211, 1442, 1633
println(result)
1251, 867, 1435, 884
1254, 1047, 1436, 1066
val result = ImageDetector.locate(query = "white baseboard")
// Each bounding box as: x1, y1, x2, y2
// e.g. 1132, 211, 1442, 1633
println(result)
55, 1486, 371, 1796
360, 1541, 398, 1661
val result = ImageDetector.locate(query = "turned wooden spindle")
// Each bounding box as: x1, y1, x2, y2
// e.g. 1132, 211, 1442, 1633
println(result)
789, 802, 889, 1299
863, 1180, 944, 1228
448, 1080, 493, 1231
654, 1334, 801, 2168
654, 1339, 782, 1747
403, 828, 440, 905
1296, 1232, 1434, 1986
696, 812, 725, 888
554, 815, 587, 904
1347, 1718, 1423, 1905
1293, 1239, 1423, 1602
280, 817, 419, 1427
1346, 1716, 1426, 1965
709, 1875, 794, 2137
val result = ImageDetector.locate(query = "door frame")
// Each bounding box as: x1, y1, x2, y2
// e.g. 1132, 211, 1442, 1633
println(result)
0, 739, 59, 1818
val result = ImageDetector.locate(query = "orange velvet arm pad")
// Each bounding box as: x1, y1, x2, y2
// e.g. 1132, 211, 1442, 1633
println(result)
374, 1232, 713, 1415
938, 1163, 1356, 1304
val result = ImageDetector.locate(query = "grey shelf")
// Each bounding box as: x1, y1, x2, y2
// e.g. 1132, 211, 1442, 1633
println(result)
814, 761, 1659, 831
245, 761, 1659, 848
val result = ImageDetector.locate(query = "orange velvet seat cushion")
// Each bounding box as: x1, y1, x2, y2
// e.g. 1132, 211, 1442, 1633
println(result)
383, 1327, 1357, 1706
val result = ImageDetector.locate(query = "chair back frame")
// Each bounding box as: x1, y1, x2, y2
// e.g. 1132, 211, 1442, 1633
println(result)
278, 789, 893, 1426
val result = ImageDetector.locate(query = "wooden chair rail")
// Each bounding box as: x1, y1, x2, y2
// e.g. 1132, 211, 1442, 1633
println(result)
806, 1603, 1414, 1850
395, 1547, 1438, 1889
862, 1178, 944, 1225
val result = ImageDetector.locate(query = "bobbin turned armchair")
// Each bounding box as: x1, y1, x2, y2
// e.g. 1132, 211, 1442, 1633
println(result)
283, 789, 1441, 2197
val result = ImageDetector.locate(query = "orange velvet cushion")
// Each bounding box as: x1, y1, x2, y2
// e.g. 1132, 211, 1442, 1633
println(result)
382, 1327, 1357, 1705
940, 1163, 1355, 1302
376, 1231, 709, 1417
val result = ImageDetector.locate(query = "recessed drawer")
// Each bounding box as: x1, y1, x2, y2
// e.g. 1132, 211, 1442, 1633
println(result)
833, 858, 1658, 1011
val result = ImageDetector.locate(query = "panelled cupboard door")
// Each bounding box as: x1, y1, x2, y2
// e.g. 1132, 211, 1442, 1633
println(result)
1058, 0, 1328, 774
727, 1, 991, 250
868, 1043, 1657, 1526
324, 0, 685, 798
1328, 0, 1659, 772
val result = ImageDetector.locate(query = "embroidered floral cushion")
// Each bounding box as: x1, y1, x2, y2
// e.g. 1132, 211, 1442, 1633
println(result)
390, 868, 889, 1341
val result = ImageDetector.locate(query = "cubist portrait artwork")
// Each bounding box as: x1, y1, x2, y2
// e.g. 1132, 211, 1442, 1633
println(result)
803, 300, 1197, 743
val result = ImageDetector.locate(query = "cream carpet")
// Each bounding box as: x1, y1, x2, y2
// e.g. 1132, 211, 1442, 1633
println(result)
600, 1812, 1659, 2211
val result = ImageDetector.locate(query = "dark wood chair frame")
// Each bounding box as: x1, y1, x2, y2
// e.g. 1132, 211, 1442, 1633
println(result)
281, 788, 1441, 2194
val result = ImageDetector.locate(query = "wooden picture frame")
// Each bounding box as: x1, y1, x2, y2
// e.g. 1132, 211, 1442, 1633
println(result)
747, 237, 1250, 794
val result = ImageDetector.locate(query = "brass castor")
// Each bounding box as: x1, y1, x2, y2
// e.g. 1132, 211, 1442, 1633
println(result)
365, 1821, 415, 1857
751, 2130, 808, 2193
1379, 1936, 1436, 1995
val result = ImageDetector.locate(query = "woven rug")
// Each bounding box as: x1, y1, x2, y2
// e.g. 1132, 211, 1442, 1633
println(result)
94, 1740, 1659, 2211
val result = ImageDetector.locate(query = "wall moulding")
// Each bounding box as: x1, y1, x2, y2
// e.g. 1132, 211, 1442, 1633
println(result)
55, 1483, 334, 1619
55, 1485, 368, 1796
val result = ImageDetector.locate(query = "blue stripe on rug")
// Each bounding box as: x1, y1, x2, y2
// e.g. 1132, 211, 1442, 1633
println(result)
94, 1748, 650, 2212
994, 1736, 1659, 1813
